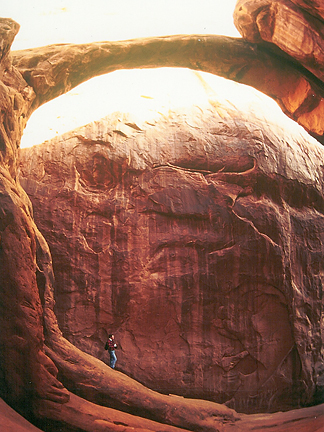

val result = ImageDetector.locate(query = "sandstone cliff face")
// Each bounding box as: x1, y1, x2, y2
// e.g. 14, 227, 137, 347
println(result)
2, 0, 324, 429
19, 95, 324, 413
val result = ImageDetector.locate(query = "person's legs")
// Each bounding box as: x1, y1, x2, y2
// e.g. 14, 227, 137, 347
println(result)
110, 350, 117, 368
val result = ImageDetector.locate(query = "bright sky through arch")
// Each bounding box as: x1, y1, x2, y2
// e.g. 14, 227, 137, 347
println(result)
3, 1, 286, 149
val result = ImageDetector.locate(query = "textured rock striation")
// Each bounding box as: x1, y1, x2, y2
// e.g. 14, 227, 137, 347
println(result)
234, 0, 324, 81
19, 95, 324, 414
233, 0, 324, 139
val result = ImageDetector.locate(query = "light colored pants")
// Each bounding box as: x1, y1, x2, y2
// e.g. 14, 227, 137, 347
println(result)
109, 350, 117, 368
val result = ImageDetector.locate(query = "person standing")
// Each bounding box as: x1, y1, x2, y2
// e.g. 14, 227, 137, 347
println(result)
106, 334, 118, 369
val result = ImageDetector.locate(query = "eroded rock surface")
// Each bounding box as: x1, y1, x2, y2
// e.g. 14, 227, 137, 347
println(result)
234, 0, 324, 138
19, 94, 324, 414
234, 0, 324, 80
1, 3, 324, 430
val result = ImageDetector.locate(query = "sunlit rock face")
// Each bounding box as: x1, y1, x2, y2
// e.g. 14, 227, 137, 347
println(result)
19, 94, 324, 413
234, 0, 324, 137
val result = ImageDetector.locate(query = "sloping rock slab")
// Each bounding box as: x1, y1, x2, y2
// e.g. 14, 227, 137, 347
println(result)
0, 398, 43, 432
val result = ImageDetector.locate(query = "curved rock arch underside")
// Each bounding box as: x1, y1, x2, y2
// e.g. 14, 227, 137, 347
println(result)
0, 1, 324, 431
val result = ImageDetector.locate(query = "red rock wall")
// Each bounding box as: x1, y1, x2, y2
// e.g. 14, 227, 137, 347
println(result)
1, 2, 324, 427
233, 0, 324, 139
19, 105, 324, 414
